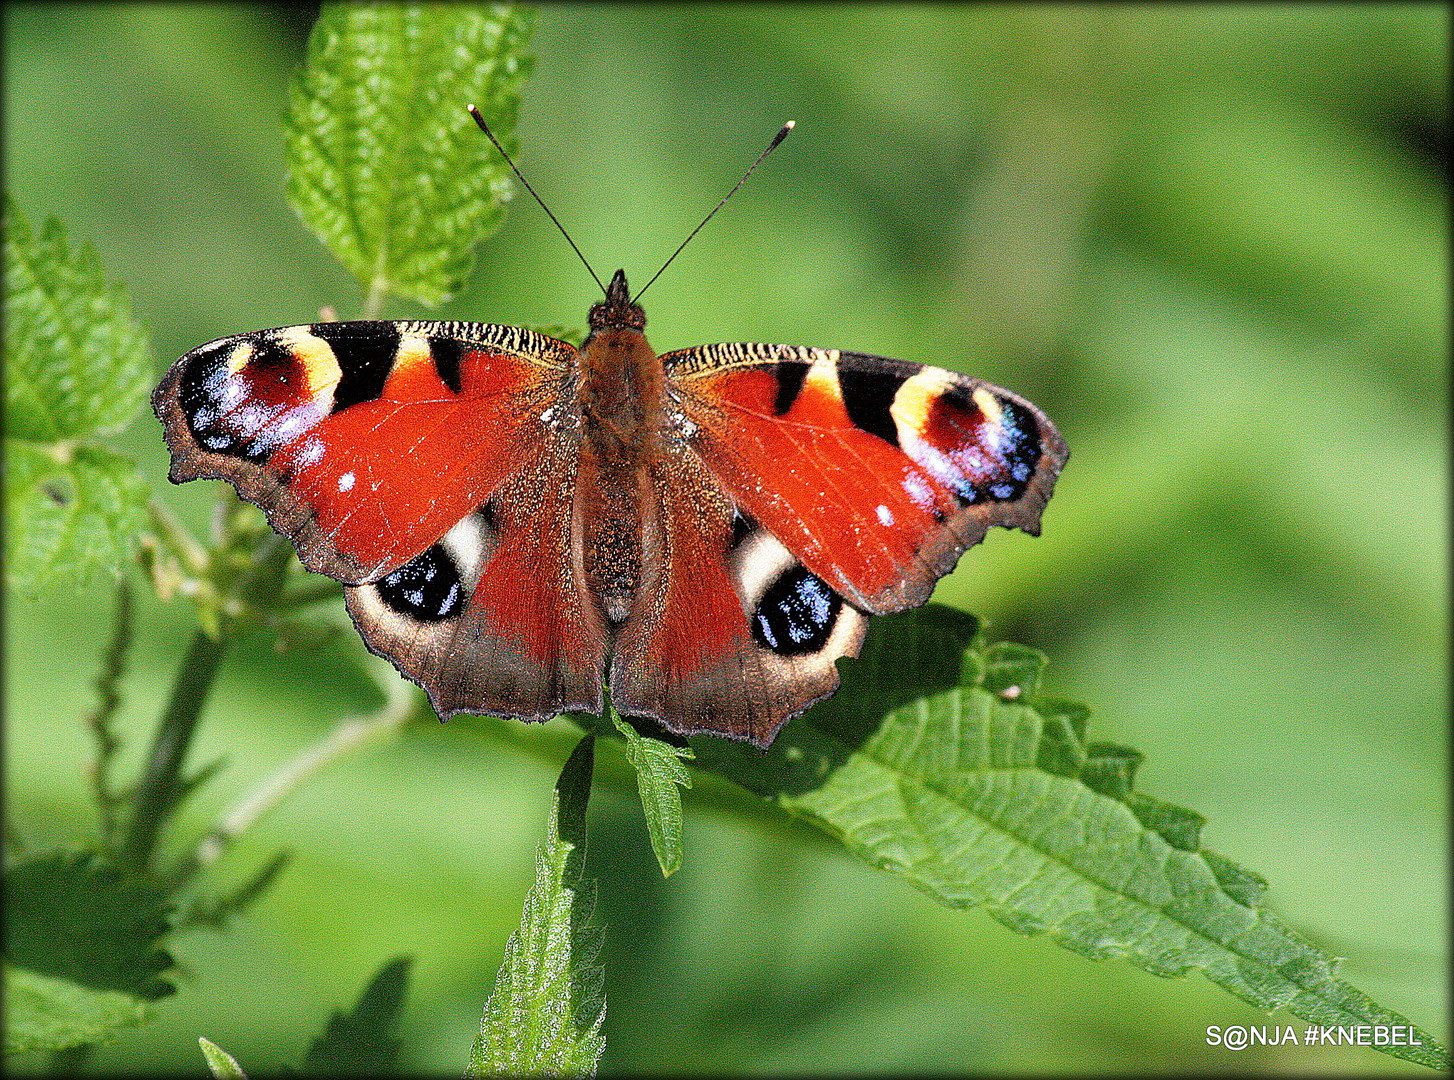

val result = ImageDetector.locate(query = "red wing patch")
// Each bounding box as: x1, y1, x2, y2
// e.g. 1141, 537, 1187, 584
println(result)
665, 344, 1066, 613
609, 451, 865, 748
155, 321, 571, 581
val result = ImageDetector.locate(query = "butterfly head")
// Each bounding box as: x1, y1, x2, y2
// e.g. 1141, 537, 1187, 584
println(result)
588, 269, 647, 333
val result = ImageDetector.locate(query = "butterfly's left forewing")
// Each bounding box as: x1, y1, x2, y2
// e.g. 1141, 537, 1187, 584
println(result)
155, 320, 611, 721
154, 321, 574, 581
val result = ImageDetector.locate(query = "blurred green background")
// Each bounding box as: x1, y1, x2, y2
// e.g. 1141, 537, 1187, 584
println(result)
4, 3, 1446, 1074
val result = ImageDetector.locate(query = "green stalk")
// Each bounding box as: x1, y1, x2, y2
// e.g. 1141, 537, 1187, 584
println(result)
119, 628, 226, 871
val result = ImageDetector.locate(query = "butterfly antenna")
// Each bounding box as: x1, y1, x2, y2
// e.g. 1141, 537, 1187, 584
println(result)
467, 105, 607, 296
633, 120, 796, 303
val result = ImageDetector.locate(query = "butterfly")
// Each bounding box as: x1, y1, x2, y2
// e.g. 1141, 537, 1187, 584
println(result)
153, 266, 1066, 748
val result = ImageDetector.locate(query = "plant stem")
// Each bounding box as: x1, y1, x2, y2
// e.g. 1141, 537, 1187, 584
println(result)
363, 274, 389, 319
170, 671, 417, 883
120, 628, 226, 871
85, 580, 134, 848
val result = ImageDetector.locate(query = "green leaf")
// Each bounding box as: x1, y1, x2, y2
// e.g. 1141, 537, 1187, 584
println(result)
468, 736, 605, 1078
285, 2, 534, 308
693, 606, 1448, 1071
3, 441, 150, 591
2, 196, 153, 591
3, 967, 151, 1053
198, 1035, 249, 1079
302, 956, 411, 1075
610, 706, 693, 877
3, 852, 175, 1001
2, 195, 154, 442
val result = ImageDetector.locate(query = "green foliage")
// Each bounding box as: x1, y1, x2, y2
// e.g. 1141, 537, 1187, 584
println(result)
3, 969, 151, 1054
3, 852, 175, 1000
0, 196, 153, 442
1, 196, 152, 591
197, 1036, 248, 1079
692, 606, 1449, 1070
285, 2, 534, 309
610, 707, 693, 877
3, 4, 1443, 1074
469, 737, 605, 1078
303, 957, 411, 1075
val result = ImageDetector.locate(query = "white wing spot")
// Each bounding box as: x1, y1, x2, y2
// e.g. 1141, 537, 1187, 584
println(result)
901, 471, 936, 511
297, 438, 325, 466
337, 472, 355, 493
876, 504, 894, 526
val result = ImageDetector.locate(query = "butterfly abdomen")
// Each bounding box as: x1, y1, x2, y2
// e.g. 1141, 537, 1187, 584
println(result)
570, 302, 677, 625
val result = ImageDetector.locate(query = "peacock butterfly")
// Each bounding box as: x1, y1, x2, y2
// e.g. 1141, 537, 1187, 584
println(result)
153, 123, 1068, 749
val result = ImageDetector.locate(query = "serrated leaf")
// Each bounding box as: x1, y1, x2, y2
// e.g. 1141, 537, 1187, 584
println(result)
977, 640, 1045, 697
2, 198, 153, 591
198, 1036, 249, 1079
610, 707, 693, 877
3, 967, 151, 1053
302, 956, 410, 1075
692, 606, 1448, 1071
285, 2, 534, 307
468, 736, 605, 1078
3, 852, 175, 1000
2, 195, 154, 442
4, 441, 150, 592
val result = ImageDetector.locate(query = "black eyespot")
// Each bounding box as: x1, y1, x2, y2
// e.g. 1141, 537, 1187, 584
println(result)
179, 337, 299, 463
376, 544, 464, 622
751, 566, 841, 656
941, 396, 1044, 507
990, 398, 1042, 502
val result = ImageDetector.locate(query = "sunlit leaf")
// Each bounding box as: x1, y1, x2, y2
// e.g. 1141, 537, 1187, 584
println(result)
611, 706, 693, 877
198, 1036, 249, 1079
2, 196, 152, 591
2, 195, 153, 442
468, 737, 605, 1078
285, 2, 534, 307
693, 606, 1448, 1070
